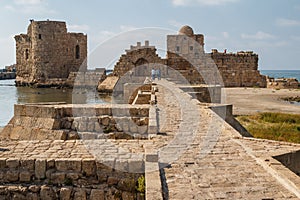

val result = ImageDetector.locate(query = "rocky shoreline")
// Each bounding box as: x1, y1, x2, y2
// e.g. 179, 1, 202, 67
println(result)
282, 96, 300, 102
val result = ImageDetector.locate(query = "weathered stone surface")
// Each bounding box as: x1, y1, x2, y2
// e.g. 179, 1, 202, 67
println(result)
82, 159, 95, 176
20, 159, 35, 170
56, 158, 82, 172
19, 171, 32, 182
90, 189, 105, 200
60, 187, 72, 200
74, 188, 86, 200
122, 192, 135, 200
35, 159, 46, 179
28, 185, 40, 193
6, 170, 19, 182
107, 177, 119, 186
40, 185, 56, 200
50, 172, 65, 184
6, 158, 19, 169
15, 20, 87, 87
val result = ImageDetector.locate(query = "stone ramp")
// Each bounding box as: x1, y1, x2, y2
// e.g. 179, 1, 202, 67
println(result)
151, 79, 300, 199
0, 78, 300, 199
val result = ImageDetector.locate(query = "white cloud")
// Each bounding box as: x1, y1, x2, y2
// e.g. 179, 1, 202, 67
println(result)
120, 25, 138, 32
168, 20, 184, 28
241, 31, 276, 40
5, 0, 56, 15
222, 31, 229, 38
68, 24, 90, 32
276, 18, 300, 27
14, 0, 43, 5
172, 0, 239, 6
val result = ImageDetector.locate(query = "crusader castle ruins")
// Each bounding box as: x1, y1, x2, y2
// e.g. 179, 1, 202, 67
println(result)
15, 20, 267, 88
15, 20, 87, 87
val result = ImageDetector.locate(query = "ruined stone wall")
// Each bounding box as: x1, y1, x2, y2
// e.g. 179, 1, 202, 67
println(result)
66, 69, 106, 88
113, 41, 166, 77
211, 51, 267, 87
15, 20, 87, 86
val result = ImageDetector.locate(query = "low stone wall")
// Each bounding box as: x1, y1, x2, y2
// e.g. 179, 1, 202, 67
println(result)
0, 157, 144, 199
209, 104, 252, 137
67, 70, 106, 88
179, 85, 222, 103
274, 150, 300, 176
1, 103, 150, 140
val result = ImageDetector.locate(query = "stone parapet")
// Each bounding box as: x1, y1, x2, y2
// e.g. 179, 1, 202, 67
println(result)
1, 103, 150, 140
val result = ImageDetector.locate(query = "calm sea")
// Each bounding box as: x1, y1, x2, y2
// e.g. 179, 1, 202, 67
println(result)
1, 70, 299, 126
0, 79, 111, 126
261, 70, 300, 81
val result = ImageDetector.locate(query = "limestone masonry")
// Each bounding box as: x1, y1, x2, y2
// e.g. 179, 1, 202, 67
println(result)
15, 21, 267, 88
112, 25, 267, 88
15, 20, 87, 87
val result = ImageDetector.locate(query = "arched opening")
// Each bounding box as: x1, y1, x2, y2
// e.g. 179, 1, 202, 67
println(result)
75, 45, 80, 59
25, 49, 29, 60
134, 58, 149, 76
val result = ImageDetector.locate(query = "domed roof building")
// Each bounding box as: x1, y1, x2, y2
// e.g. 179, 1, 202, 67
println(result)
178, 25, 194, 37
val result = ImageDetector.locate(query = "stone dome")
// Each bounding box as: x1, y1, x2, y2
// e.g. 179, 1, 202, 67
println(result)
178, 25, 194, 37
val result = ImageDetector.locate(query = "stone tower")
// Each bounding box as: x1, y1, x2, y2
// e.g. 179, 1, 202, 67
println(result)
15, 20, 87, 86
166, 25, 206, 83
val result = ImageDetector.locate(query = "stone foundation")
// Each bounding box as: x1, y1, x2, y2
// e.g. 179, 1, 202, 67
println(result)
1, 103, 150, 140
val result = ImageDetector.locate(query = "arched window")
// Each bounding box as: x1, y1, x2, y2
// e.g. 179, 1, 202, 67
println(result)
75, 45, 80, 59
25, 49, 29, 60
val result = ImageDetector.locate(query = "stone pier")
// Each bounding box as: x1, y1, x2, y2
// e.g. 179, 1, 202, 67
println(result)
0, 79, 300, 199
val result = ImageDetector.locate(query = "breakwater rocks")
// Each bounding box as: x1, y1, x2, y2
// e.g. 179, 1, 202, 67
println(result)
282, 96, 300, 103
0, 72, 16, 80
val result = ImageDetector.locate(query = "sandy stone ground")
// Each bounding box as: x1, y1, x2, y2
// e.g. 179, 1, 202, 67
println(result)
223, 88, 300, 115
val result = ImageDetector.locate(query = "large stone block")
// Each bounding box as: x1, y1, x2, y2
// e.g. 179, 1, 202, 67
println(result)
51, 172, 66, 184
90, 189, 105, 200
35, 159, 46, 179
0, 158, 6, 169
19, 171, 32, 182
40, 185, 56, 200
55, 158, 82, 172
82, 159, 96, 176
60, 187, 72, 200
6, 158, 20, 169
6, 170, 19, 182
20, 159, 35, 170
74, 188, 87, 200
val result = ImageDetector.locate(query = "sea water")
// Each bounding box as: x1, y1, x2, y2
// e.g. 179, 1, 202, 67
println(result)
0, 79, 111, 126
261, 70, 300, 81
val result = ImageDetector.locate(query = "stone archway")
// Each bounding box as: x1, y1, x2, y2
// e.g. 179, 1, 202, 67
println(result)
134, 58, 149, 77
112, 43, 166, 77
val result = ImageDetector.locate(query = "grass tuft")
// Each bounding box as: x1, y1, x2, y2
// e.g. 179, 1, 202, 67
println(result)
236, 112, 300, 143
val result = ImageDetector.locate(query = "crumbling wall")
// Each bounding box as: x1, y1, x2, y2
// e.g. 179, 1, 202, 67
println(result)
211, 50, 267, 87
15, 20, 87, 87
113, 41, 166, 77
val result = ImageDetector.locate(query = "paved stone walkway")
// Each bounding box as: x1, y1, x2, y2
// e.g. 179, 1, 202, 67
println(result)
0, 79, 300, 199
153, 79, 300, 199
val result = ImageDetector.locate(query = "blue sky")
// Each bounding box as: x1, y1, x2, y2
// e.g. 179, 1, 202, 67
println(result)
1, 0, 300, 70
